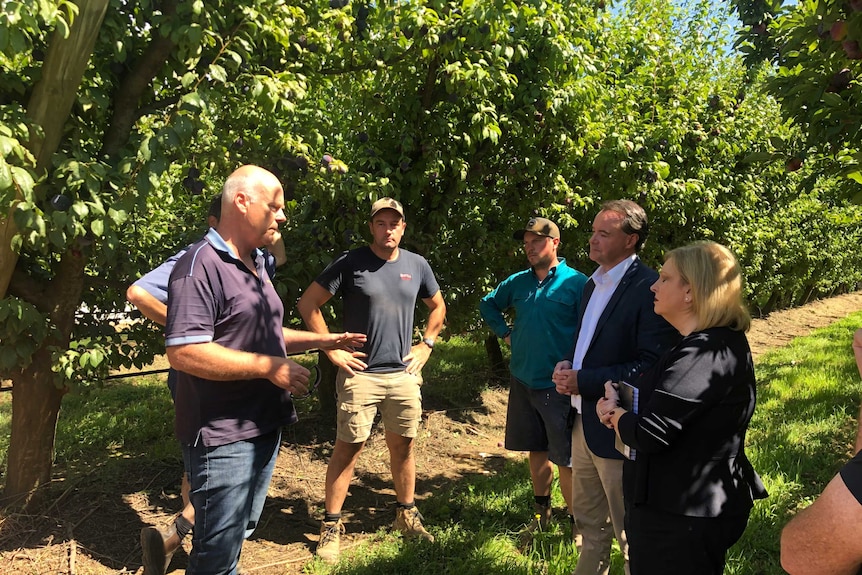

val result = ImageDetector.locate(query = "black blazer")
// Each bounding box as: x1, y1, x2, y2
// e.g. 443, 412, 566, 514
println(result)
575, 257, 680, 459
617, 327, 768, 517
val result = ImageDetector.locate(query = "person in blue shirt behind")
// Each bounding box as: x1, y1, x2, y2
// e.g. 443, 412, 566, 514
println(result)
479, 216, 588, 545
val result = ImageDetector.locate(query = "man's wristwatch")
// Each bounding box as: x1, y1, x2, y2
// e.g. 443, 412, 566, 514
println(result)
422, 337, 435, 349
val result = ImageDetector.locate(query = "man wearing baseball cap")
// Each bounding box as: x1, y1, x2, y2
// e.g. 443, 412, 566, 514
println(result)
298, 196, 446, 562
480, 215, 588, 545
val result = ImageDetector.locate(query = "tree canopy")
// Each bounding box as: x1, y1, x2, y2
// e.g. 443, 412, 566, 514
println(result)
732, 0, 862, 193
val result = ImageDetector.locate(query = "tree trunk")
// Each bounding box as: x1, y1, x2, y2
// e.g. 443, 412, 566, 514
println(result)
3, 349, 67, 509
3, 0, 176, 509
484, 334, 508, 384
316, 350, 338, 415
0, 0, 110, 299
4, 248, 85, 507
100, 0, 178, 157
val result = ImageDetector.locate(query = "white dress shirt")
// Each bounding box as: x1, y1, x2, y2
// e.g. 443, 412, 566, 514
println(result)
571, 254, 637, 411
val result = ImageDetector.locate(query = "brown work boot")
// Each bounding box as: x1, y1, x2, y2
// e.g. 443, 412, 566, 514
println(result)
316, 518, 345, 564
140, 523, 181, 575
393, 506, 434, 542
518, 502, 553, 547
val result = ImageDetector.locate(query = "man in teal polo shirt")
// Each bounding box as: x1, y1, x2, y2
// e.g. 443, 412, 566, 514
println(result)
480, 216, 587, 544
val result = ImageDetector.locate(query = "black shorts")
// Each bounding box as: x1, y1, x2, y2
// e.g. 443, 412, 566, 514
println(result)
504, 377, 573, 467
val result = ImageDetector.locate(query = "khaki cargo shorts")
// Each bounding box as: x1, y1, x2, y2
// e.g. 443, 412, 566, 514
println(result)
335, 369, 423, 443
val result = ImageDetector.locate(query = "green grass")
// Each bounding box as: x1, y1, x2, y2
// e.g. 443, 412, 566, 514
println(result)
421, 334, 510, 407
725, 314, 862, 575
2, 319, 862, 574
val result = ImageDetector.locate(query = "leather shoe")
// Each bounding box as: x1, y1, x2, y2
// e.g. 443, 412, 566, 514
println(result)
141, 522, 181, 575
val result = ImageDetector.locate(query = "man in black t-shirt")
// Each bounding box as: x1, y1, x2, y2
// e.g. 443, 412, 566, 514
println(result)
298, 197, 446, 563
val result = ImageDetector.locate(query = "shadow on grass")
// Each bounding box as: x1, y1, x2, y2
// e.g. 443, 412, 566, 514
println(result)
0, 332, 633, 574
0, 340, 533, 574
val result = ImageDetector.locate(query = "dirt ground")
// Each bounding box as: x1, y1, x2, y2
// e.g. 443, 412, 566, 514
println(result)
3, 292, 862, 575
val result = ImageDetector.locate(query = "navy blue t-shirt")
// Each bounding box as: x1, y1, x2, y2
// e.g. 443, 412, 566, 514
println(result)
315, 246, 440, 373
165, 229, 296, 447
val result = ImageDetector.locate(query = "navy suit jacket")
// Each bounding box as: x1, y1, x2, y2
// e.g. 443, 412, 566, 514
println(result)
575, 257, 680, 459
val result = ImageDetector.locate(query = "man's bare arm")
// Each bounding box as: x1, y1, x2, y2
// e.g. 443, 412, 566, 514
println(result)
853, 328, 862, 451
857, 402, 862, 455
297, 281, 368, 375
403, 291, 446, 375
167, 342, 309, 394
282, 328, 366, 354
780, 473, 862, 575
126, 284, 167, 326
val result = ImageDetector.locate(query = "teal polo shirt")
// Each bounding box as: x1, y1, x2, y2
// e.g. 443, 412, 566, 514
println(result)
479, 259, 587, 389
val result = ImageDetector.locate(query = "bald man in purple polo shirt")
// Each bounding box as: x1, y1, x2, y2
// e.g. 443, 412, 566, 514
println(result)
164, 165, 365, 574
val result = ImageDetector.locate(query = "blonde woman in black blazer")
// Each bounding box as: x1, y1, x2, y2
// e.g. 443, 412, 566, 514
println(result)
598, 241, 768, 575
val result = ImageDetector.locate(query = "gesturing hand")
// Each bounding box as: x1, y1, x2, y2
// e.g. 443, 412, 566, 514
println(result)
320, 332, 367, 352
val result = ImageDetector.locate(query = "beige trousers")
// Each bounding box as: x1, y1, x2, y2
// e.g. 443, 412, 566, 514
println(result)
570, 414, 630, 575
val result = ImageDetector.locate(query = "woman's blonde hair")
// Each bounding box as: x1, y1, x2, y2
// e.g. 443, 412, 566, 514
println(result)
665, 241, 751, 332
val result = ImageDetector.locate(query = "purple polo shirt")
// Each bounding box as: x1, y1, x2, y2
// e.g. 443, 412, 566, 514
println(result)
133, 236, 277, 305
165, 229, 297, 447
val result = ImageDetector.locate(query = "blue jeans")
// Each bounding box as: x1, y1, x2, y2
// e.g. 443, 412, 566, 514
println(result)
182, 429, 281, 575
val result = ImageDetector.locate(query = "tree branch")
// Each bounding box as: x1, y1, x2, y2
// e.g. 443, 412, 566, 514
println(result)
100, 0, 180, 158
8, 267, 48, 312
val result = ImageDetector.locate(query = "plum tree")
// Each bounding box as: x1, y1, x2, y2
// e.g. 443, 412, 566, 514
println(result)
732, 0, 862, 188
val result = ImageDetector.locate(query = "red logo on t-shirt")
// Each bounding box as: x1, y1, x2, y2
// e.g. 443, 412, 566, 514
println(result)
400, 273, 412, 280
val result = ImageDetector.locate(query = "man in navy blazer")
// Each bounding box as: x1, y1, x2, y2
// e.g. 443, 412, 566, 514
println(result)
553, 200, 678, 575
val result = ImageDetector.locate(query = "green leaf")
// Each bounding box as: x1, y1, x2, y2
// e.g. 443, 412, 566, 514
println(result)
0, 135, 16, 156
55, 15, 70, 39
822, 93, 847, 109
209, 63, 227, 83
181, 72, 198, 89
0, 345, 17, 370
0, 22, 8, 53
89, 349, 104, 367
138, 136, 153, 162
656, 161, 670, 179
90, 219, 105, 237
9, 165, 34, 197
71, 202, 88, 219
742, 151, 776, 163
0, 157, 12, 190
108, 207, 128, 225
47, 228, 65, 249
173, 114, 196, 140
